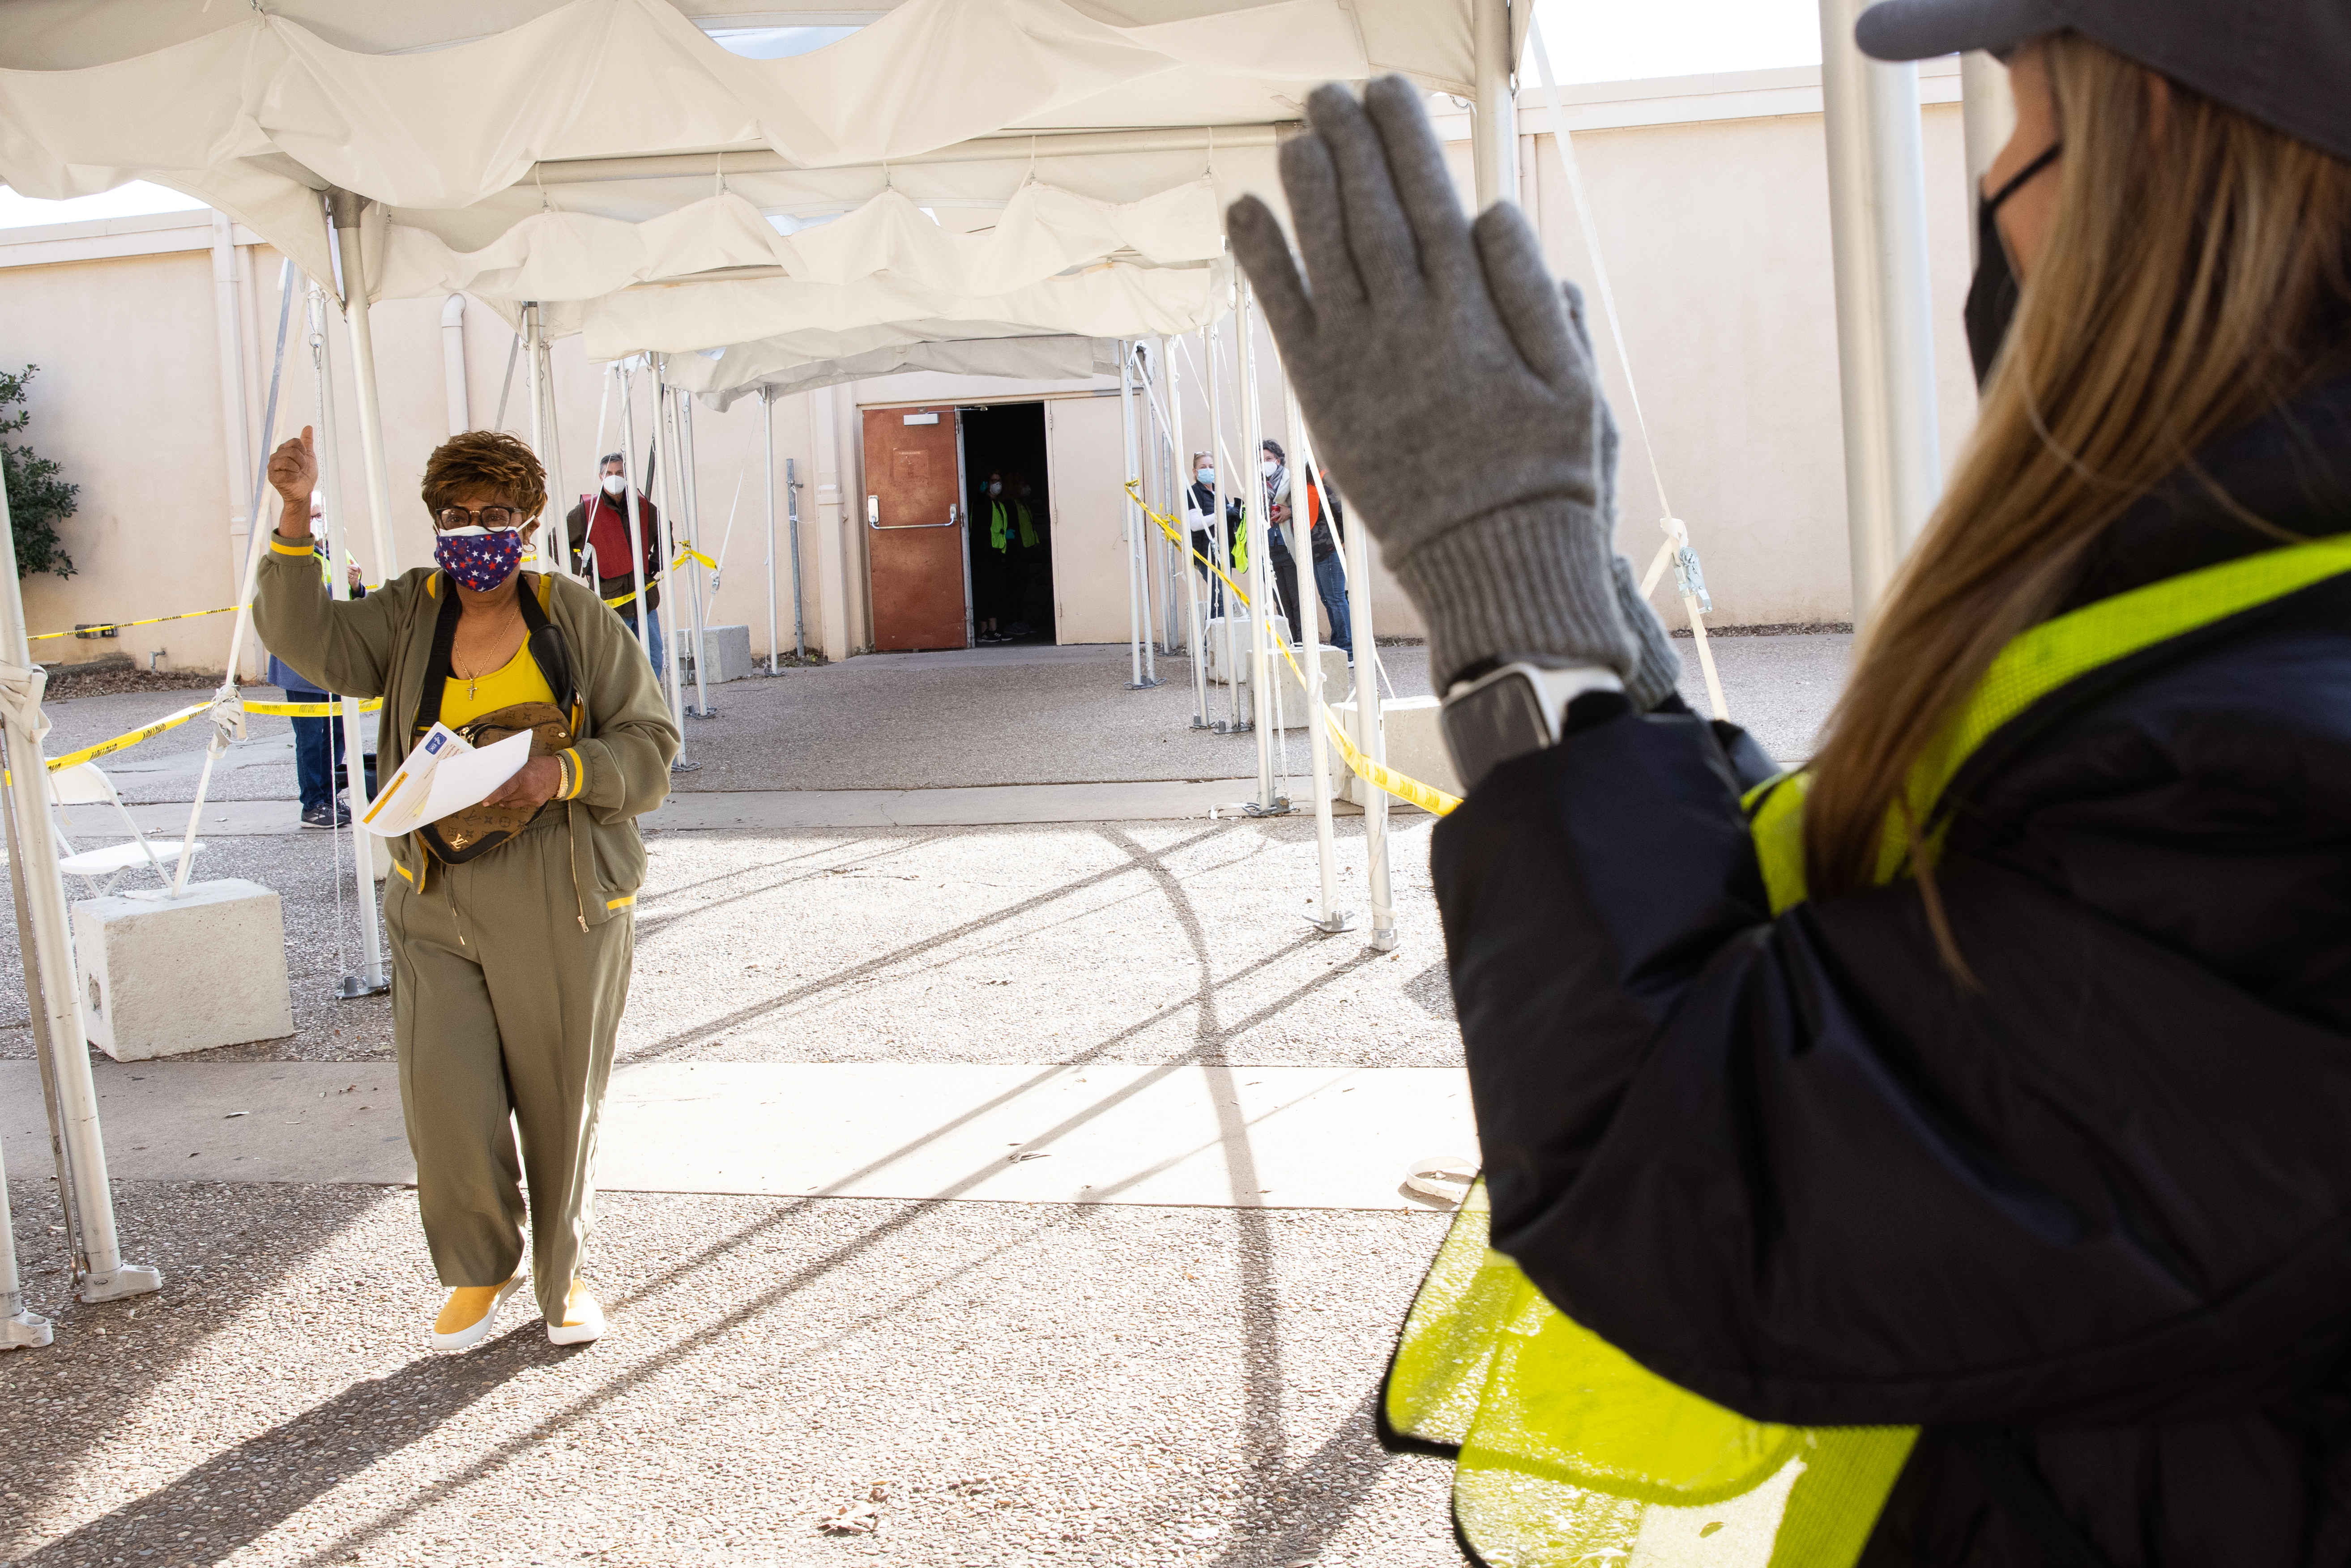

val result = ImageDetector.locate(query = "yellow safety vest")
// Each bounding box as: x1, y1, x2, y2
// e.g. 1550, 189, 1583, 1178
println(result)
1384, 533, 2351, 1566
987, 499, 1039, 552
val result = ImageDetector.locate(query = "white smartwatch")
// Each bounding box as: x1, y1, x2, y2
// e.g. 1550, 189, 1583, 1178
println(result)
1439, 661, 1623, 794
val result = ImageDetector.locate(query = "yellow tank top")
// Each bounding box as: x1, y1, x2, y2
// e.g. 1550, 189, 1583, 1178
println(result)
442, 637, 555, 728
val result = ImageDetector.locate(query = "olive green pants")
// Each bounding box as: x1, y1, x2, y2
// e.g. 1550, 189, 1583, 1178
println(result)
384, 816, 633, 1326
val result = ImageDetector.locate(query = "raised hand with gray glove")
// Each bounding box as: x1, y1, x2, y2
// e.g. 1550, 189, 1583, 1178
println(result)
1225, 76, 1678, 711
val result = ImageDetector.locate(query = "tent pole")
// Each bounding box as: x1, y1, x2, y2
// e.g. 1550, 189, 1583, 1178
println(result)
616, 361, 653, 661
0, 1103, 51, 1346
1285, 378, 1345, 932
787, 452, 807, 662
679, 392, 713, 717
0, 411, 159, 1305
1119, 341, 1145, 689
653, 372, 690, 747
309, 281, 386, 996
762, 388, 781, 674
1471, 0, 1517, 210
539, 330, 569, 575
1207, 316, 1242, 735
1169, 332, 1208, 729
1340, 478, 1397, 950
524, 304, 549, 568
328, 192, 399, 580
1818, 0, 1943, 624
1238, 284, 1277, 811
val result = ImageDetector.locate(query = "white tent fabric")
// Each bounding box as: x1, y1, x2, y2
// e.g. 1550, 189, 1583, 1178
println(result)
0, 0, 1521, 382
375, 180, 1229, 354
672, 327, 1125, 411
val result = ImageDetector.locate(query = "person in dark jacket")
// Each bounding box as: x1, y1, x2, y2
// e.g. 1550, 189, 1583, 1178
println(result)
1256, 439, 1305, 647
261, 493, 369, 828
564, 454, 664, 674
1229, 3, 2351, 1560
1181, 450, 1242, 616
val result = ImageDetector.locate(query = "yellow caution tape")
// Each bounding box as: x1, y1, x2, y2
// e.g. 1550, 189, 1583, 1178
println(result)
1127, 480, 1462, 816
30, 605, 236, 642
43, 696, 384, 772
673, 544, 717, 571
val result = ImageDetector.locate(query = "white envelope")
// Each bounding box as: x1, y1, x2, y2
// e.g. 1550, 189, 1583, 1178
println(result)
360, 726, 534, 838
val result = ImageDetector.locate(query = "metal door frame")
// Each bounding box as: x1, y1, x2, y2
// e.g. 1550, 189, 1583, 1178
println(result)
954, 407, 974, 647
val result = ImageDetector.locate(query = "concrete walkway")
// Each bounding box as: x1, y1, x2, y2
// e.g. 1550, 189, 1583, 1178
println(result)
1, 1060, 1474, 1210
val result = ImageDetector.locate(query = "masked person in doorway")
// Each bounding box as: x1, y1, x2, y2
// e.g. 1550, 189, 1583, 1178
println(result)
564, 454, 666, 676
1256, 439, 1306, 647
1229, 6, 2351, 1556
263, 491, 372, 828
1181, 450, 1244, 617
976, 469, 1038, 643
258, 428, 678, 1352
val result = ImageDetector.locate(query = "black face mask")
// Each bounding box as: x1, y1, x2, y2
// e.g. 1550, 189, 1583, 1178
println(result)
1964, 141, 2063, 388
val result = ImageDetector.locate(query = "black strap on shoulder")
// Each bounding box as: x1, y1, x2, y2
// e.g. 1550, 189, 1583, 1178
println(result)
1947, 1427, 2112, 1568
411, 574, 577, 735
412, 579, 464, 735
517, 575, 577, 717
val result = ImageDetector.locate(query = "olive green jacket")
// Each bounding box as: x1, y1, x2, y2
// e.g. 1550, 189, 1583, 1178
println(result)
254, 534, 679, 926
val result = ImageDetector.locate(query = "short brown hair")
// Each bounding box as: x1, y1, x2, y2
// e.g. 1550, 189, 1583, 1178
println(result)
421, 430, 547, 520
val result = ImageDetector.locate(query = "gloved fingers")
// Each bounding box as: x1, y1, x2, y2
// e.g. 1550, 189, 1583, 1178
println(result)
1276, 130, 1366, 320
1228, 196, 1318, 351
1307, 81, 1424, 310
1472, 202, 1578, 387
1363, 76, 1479, 298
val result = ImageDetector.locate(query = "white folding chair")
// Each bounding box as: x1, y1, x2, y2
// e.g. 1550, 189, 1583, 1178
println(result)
47, 760, 202, 896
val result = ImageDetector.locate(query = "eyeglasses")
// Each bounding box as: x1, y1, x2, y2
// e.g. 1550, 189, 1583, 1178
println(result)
435, 506, 529, 532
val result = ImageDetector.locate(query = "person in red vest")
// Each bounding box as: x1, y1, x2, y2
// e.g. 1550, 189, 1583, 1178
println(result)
564, 454, 665, 672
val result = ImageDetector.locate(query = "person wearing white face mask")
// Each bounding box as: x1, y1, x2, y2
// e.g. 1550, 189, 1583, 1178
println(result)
563, 454, 665, 673
1181, 451, 1242, 617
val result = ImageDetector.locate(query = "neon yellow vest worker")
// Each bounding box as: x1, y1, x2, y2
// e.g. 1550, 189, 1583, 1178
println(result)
1382, 534, 2351, 1566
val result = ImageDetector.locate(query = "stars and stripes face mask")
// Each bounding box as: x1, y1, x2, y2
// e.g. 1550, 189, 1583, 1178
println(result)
433, 526, 527, 592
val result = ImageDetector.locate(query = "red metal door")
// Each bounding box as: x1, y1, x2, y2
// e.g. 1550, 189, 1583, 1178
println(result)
864, 406, 969, 651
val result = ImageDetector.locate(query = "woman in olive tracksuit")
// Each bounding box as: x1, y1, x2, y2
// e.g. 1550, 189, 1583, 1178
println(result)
1232, 4, 2351, 1559
257, 428, 677, 1351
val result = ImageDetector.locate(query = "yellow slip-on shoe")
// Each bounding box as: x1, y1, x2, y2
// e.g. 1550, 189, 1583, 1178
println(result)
546, 1279, 606, 1346
429, 1272, 527, 1353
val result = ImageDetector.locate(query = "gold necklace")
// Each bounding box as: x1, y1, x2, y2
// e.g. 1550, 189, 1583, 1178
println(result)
457, 607, 522, 703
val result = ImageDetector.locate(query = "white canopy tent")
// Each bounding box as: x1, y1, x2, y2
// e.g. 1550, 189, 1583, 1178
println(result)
0, 0, 1964, 1332
0, 0, 1540, 1329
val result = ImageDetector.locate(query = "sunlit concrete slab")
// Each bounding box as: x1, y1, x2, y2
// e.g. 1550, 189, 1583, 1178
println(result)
1, 1060, 1475, 1210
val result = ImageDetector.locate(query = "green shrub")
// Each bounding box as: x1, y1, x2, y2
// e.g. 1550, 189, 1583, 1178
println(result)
0, 365, 77, 579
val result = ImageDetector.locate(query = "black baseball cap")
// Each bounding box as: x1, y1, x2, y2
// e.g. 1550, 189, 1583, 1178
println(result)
1855, 0, 2351, 165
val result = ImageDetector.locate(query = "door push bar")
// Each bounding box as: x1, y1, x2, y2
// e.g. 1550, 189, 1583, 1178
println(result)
867, 495, 960, 530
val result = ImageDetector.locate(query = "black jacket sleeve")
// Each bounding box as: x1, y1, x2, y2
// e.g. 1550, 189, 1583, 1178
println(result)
1437, 683, 2351, 1434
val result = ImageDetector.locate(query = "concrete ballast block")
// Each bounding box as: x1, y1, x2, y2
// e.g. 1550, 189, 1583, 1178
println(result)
72, 878, 294, 1061
1324, 694, 1462, 810
680, 623, 754, 685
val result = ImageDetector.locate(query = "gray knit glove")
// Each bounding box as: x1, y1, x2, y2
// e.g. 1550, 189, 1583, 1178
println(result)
1227, 77, 1635, 691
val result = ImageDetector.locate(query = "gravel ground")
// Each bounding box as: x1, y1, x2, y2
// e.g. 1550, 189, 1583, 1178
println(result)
1, 1180, 1459, 1568
0, 815, 1451, 1070
0, 635, 1851, 1568
0, 832, 394, 1062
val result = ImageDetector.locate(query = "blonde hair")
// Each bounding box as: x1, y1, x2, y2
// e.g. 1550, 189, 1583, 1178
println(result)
1803, 32, 2351, 905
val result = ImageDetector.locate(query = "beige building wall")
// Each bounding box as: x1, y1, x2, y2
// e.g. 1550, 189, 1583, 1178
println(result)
0, 63, 1984, 673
